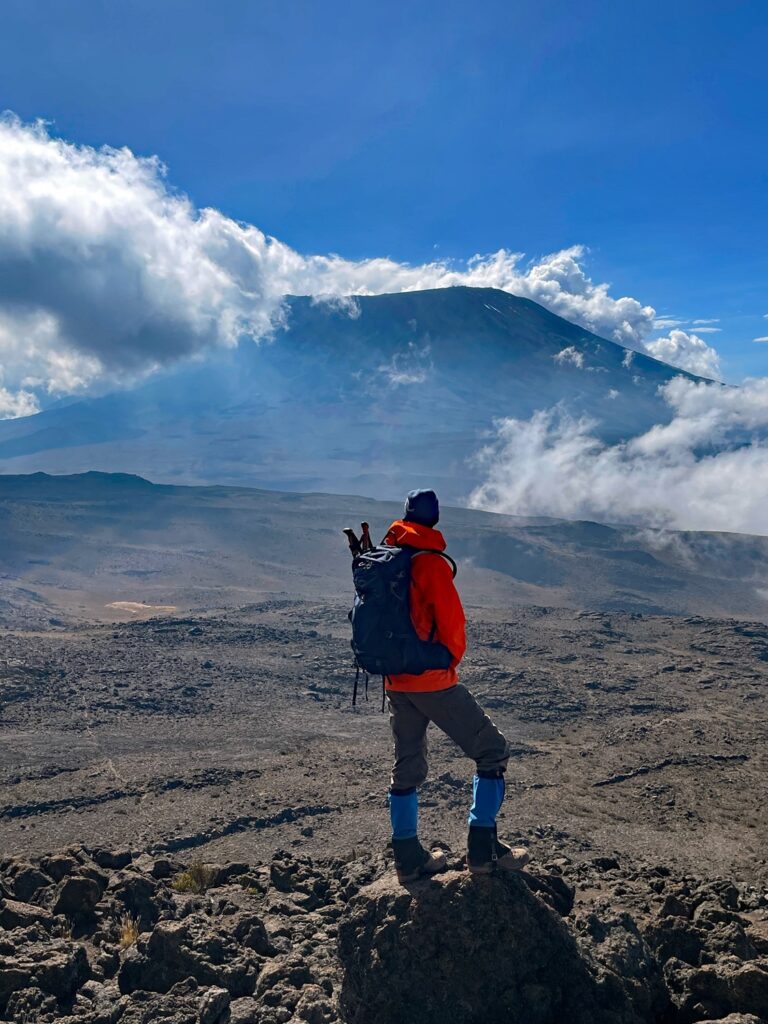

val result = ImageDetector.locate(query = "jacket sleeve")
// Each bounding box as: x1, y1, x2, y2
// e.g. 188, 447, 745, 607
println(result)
412, 554, 467, 667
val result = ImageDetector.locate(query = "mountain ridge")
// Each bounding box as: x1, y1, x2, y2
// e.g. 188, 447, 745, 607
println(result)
2, 471, 768, 628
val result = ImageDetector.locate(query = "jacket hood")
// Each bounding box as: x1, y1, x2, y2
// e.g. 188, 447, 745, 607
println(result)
384, 519, 446, 552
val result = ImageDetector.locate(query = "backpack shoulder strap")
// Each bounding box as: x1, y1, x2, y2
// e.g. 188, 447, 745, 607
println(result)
411, 549, 458, 578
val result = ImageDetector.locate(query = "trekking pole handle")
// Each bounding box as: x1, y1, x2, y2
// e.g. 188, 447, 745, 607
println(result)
360, 522, 373, 553
343, 528, 362, 556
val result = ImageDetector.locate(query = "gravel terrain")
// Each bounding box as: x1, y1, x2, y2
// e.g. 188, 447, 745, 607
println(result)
2, 601, 766, 890
2, 599, 768, 1021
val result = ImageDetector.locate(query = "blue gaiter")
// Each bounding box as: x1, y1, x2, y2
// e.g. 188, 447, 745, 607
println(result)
389, 789, 418, 840
468, 774, 505, 828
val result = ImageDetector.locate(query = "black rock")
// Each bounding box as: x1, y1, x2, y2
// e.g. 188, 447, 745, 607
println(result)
0, 898, 56, 931
233, 913, 273, 955
118, 918, 259, 998
339, 870, 659, 1024
53, 875, 104, 920
88, 848, 133, 871
9, 864, 52, 903
0, 936, 89, 1015
199, 985, 231, 1024
40, 854, 80, 883
592, 856, 621, 872
109, 871, 164, 930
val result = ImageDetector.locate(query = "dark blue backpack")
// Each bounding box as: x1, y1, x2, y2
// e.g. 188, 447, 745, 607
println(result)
349, 545, 456, 702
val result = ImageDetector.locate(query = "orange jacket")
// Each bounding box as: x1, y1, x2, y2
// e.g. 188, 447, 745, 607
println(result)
382, 519, 466, 692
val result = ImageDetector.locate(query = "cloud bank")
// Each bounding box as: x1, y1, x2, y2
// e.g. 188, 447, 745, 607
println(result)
644, 329, 722, 379
469, 377, 768, 535
0, 115, 723, 419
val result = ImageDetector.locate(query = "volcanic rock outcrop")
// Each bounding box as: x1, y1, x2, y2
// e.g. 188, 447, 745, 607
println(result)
338, 869, 665, 1024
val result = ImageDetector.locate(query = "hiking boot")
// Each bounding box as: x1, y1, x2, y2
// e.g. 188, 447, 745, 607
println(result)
392, 837, 447, 883
467, 825, 529, 875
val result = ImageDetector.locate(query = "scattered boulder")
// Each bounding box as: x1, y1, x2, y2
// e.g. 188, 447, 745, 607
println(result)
7, 863, 52, 902
149, 857, 176, 880
520, 871, 575, 916
593, 856, 621, 872
87, 848, 133, 871
118, 917, 259, 997
0, 936, 89, 1015
233, 912, 274, 955
4, 985, 59, 1021
295, 982, 338, 1023
199, 984, 231, 1024
229, 995, 262, 1023
40, 854, 81, 883
665, 958, 768, 1022
270, 850, 332, 911
645, 917, 706, 965
576, 911, 669, 1022
111, 977, 201, 1024
217, 862, 251, 883
0, 897, 55, 930
701, 1015, 766, 1024
52, 874, 104, 927
256, 953, 313, 1004
108, 870, 167, 930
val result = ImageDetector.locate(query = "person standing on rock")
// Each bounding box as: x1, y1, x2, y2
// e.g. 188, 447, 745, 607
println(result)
375, 489, 530, 883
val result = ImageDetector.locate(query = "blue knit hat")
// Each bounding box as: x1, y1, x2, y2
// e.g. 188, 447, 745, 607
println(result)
403, 488, 439, 528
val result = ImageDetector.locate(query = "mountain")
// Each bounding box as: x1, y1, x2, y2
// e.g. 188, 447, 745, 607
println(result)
2, 471, 767, 628
0, 287, 704, 502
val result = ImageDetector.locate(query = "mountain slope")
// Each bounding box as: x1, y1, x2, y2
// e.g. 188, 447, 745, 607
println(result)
1, 471, 767, 628
0, 287, 704, 501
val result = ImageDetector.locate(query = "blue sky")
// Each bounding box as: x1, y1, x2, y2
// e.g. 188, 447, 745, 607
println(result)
1, 0, 766, 378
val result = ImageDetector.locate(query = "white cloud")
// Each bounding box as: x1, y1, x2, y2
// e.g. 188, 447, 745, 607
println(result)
692, 318, 720, 325
0, 308, 104, 395
310, 294, 361, 318
754, 336, 768, 343
0, 385, 38, 418
377, 342, 432, 386
653, 317, 685, 330
691, 327, 721, 334
644, 329, 721, 379
553, 346, 584, 368
0, 115, 723, 418
469, 377, 768, 536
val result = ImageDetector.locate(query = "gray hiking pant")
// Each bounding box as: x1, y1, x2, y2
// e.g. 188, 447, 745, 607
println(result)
388, 683, 510, 791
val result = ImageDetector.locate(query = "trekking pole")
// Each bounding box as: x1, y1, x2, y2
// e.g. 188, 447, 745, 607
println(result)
360, 522, 373, 552
343, 528, 362, 557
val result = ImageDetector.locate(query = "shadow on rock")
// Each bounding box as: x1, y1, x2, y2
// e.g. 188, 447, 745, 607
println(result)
338, 869, 669, 1024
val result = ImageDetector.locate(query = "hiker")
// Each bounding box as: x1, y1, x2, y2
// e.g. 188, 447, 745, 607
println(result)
348, 489, 529, 883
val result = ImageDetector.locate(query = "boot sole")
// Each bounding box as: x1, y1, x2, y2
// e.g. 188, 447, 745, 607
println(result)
468, 859, 529, 875
397, 868, 445, 883
396, 856, 447, 883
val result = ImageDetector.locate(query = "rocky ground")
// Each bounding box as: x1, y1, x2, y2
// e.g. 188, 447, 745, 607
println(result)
1, 838, 767, 1023
1, 600, 768, 1021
